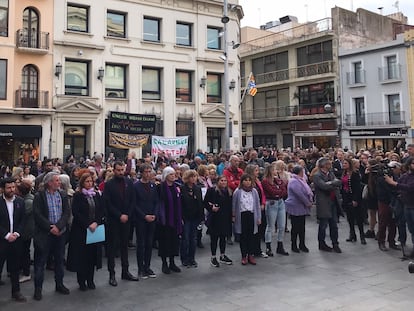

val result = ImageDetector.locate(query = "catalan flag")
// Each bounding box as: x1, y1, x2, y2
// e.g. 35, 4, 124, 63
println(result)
248, 74, 257, 96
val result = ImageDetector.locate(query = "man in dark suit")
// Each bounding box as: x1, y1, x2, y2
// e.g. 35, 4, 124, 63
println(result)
0, 178, 27, 302
103, 161, 138, 286
33, 171, 71, 301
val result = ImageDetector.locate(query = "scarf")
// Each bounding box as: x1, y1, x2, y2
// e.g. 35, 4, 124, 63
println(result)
82, 188, 96, 198
163, 182, 183, 235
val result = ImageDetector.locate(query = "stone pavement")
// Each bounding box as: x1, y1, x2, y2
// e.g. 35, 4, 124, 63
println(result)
1, 213, 414, 311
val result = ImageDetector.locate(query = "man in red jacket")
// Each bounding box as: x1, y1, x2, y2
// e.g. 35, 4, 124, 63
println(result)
223, 155, 243, 192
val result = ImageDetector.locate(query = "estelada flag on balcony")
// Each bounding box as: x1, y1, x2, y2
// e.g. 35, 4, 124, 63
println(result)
248, 74, 257, 96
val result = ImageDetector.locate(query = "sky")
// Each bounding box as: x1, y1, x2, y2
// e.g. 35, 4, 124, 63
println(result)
238, 0, 414, 28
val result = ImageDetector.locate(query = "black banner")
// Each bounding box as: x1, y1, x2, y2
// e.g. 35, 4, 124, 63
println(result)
109, 112, 156, 134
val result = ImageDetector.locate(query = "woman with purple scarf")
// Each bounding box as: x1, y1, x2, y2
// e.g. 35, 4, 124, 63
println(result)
285, 166, 313, 253
157, 167, 183, 274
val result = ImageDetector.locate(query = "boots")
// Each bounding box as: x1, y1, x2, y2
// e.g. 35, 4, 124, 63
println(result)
169, 257, 181, 273
265, 242, 274, 257
346, 231, 357, 242
291, 241, 300, 253
276, 241, 289, 256
360, 234, 367, 245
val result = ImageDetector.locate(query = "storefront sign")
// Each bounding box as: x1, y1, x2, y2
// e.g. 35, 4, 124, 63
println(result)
109, 112, 156, 134
350, 128, 407, 137
293, 120, 337, 131
151, 136, 188, 158
0, 125, 42, 138
109, 133, 149, 149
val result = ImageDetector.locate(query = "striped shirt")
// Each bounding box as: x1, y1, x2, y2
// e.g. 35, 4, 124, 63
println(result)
46, 190, 62, 224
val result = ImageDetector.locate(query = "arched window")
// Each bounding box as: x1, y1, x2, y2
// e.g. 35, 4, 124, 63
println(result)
21, 64, 38, 108
22, 7, 39, 48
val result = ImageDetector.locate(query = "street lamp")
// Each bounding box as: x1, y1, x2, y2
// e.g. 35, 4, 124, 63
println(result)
223, 0, 230, 152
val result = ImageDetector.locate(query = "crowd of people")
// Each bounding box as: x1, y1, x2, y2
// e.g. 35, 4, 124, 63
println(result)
1, 144, 414, 303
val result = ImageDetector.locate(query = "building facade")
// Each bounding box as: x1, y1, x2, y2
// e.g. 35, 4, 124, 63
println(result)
239, 7, 410, 150
52, 0, 243, 161
340, 34, 411, 151
406, 29, 414, 140
0, 0, 54, 164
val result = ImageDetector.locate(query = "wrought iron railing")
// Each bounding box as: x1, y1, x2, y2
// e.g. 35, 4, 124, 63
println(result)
344, 111, 406, 127
16, 29, 49, 50
15, 89, 49, 109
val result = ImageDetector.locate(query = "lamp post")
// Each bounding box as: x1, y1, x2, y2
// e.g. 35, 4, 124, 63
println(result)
223, 0, 230, 152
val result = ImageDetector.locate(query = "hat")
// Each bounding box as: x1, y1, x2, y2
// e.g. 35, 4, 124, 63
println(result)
387, 161, 401, 169
161, 166, 176, 181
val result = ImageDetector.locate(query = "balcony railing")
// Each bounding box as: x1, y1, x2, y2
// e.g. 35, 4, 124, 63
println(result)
242, 102, 335, 122
344, 112, 406, 127
346, 70, 366, 85
251, 61, 334, 85
15, 89, 49, 109
378, 64, 401, 82
16, 29, 50, 50
240, 18, 333, 55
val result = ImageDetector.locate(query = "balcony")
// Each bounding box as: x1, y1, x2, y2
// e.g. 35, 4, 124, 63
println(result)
252, 61, 334, 85
242, 102, 336, 122
16, 29, 49, 53
15, 89, 49, 109
378, 65, 402, 83
346, 70, 366, 86
344, 112, 406, 128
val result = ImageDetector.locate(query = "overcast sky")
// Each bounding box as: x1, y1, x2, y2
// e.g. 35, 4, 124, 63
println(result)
238, 0, 414, 28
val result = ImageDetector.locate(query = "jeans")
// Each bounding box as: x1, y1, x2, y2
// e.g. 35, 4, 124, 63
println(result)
318, 201, 339, 245
180, 219, 198, 264
34, 234, 65, 288
265, 199, 285, 243
404, 208, 414, 245
135, 220, 156, 272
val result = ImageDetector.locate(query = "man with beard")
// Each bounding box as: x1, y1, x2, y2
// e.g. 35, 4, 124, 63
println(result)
0, 178, 26, 302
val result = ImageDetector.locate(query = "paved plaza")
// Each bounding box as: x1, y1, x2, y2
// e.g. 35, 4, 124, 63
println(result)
1, 213, 414, 311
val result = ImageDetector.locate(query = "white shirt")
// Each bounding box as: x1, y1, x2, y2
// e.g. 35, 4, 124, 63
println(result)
239, 189, 254, 212
3, 194, 15, 240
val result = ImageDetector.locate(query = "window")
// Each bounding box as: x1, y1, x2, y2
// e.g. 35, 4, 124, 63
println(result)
207, 73, 222, 103
142, 67, 161, 100
143, 17, 160, 42
65, 60, 89, 96
176, 22, 192, 46
22, 8, 39, 48
67, 4, 88, 32
353, 61, 363, 84
354, 97, 365, 125
176, 70, 192, 102
0, 59, 6, 99
21, 65, 39, 108
107, 11, 126, 38
0, 0, 8, 36
388, 94, 401, 124
207, 27, 221, 50
386, 55, 398, 79
105, 64, 126, 98
297, 40, 332, 66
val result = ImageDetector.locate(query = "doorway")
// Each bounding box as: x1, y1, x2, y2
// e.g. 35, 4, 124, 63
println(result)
64, 126, 87, 160
207, 128, 222, 154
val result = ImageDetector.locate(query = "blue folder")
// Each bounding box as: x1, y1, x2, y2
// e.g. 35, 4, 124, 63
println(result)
86, 224, 105, 244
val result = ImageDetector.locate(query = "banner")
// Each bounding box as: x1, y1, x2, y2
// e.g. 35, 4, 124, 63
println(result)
109, 132, 149, 149
109, 112, 156, 134
151, 136, 188, 158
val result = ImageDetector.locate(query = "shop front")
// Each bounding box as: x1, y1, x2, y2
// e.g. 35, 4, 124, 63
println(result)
292, 119, 339, 149
0, 125, 42, 165
347, 128, 407, 152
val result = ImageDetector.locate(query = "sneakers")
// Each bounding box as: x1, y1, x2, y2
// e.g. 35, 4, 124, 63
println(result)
19, 274, 31, 283
211, 257, 220, 268
189, 260, 198, 268
266, 248, 274, 257
55, 284, 70, 295
259, 252, 269, 258
138, 271, 149, 280
241, 256, 248, 265
332, 244, 342, 253
146, 268, 157, 278
219, 254, 233, 265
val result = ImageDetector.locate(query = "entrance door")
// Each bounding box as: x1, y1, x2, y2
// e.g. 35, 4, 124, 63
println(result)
64, 126, 87, 160
207, 128, 222, 154
23, 7, 39, 48
21, 65, 38, 108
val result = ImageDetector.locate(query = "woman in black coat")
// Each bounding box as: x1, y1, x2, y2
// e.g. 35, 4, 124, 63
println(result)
67, 173, 105, 291
203, 175, 233, 267
341, 158, 365, 245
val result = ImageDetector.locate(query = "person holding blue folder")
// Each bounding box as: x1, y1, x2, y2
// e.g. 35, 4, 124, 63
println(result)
67, 172, 105, 291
